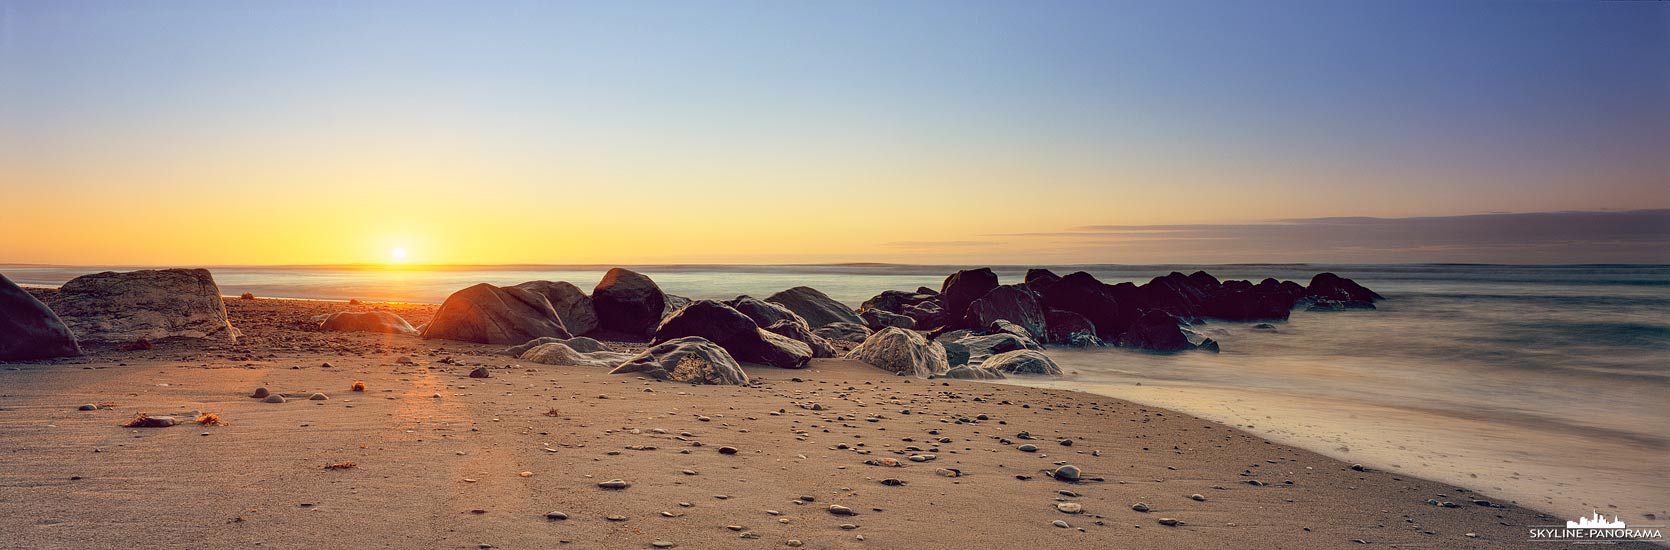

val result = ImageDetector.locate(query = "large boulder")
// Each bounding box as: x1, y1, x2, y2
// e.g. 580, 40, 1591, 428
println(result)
984, 350, 1063, 375
860, 308, 916, 331
1024, 268, 1061, 287
422, 283, 571, 344
763, 319, 837, 358
900, 301, 947, 329
766, 287, 862, 328
860, 290, 937, 314
1044, 309, 1099, 346
1305, 273, 1383, 306
726, 295, 808, 328
1035, 271, 1141, 340
653, 300, 811, 369
1115, 310, 1194, 352
846, 327, 950, 377
942, 364, 1005, 380
519, 342, 633, 368
813, 322, 872, 343
513, 281, 600, 336
319, 311, 418, 335
52, 268, 238, 343
0, 274, 81, 360
964, 285, 1046, 339
503, 336, 612, 356
940, 332, 1039, 366
939, 268, 999, 322
610, 336, 750, 385
592, 268, 667, 336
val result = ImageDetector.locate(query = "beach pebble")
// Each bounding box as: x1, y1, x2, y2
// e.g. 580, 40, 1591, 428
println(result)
469, 367, 490, 378
935, 468, 961, 478
1059, 439, 1073, 446
126, 415, 177, 428
308, 393, 328, 400
545, 511, 568, 520
651, 541, 676, 548
264, 395, 287, 404
1056, 502, 1083, 514
829, 505, 855, 516
1189, 494, 1206, 501
1158, 518, 1182, 526
1052, 520, 1069, 528
880, 478, 905, 486
1018, 444, 1038, 452
786, 540, 803, 547
252, 388, 270, 398
1131, 503, 1150, 512
597, 479, 631, 489
78, 404, 97, 411
1350, 464, 1365, 472
718, 446, 739, 455
606, 515, 628, 521
1051, 465, 1081, 482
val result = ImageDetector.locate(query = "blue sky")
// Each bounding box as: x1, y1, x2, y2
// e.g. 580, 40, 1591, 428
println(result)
0, 1, 1665, 264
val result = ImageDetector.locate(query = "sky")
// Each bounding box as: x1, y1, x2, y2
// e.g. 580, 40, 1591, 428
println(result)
1, 1, 1666, 265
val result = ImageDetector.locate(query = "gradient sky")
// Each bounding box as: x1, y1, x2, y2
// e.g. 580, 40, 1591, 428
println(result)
1, 1, 1666, 265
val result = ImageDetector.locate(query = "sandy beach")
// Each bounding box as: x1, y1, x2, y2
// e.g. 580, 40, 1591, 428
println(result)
0, 295, 1614, 550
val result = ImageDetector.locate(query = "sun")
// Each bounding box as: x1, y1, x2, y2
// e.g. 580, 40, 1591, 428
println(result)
390, 247, 408, 261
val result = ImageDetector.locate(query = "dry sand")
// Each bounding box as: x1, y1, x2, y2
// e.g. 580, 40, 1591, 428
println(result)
0, 296, 1630, 549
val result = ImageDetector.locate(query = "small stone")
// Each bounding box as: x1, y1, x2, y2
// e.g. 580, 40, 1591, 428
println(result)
1350, 464, 1365, 472
1018, 444, 1038, 452
252, 388, 270, 398
545, 511, 568, 520
908, 454, 935, 462
828, 505, 855, 516
1017, 431, 1033, 439
1052, 520, 1069, 528
78, 404, 97, 411
798, 496, 815, 502
1132, 503, 1151, 512
469, 367, 490, 378
786, 540, 803, 547
1056, 502, 1083, 514
1052, 465, 1081, 482
880, 478, 905, 486
935, 468, 961, 478
308, 393, 328, 401
1158, 518, 1181, 526
1059, 439, 1073, 446
651, 541, 676, 548
598, 479, 631, 489
718, 446, 739, 455
606, 515, 628, 521
1189, 494, 1206, 501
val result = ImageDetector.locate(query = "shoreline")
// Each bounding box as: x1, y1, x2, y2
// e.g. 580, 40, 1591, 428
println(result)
0, 295, 1637, 548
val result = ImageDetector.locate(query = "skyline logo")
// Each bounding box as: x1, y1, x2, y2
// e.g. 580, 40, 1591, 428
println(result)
1529, 511, 1663, 544
1568, 511, 1627, 529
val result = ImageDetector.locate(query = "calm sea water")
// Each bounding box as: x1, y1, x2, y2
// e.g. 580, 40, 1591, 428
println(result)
5, 263, 1667, 522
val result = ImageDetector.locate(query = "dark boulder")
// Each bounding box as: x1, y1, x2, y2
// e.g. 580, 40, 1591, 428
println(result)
1044, 309, 1100, 346
319, 311, 419, 335
964, 285, 1046, 340
726, 295, 808, 328
513, 281, 600, 336
0, 274, 81, 360
812, 322, 872, 343
766, 286, 862, 328
900, 301, 948, 329
861, 308, 916, 331
610, 337, 750, 385
939, 268, 999, 322
592, 268, 667, 336
423, 283, 572, 344
1114, 310, 1194, 352
860, 290, 936, 314
763, 319, 837, 358
915, 286, 940, 296
1305, 273, 1383, 306
652, 300, 811, 369
1024, 268, 1062, 287
1036, 271, 1141, 340
1197, 338, 1221, 353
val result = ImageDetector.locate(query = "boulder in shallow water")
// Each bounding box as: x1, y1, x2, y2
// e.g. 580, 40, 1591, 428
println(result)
319, 311, 419, 335
610, 336, 750, 385
1044, 310, 1100, 346
984, 349, 1063, 375
1304, 273, 1382, 306
941, 332, 1038, 366
653, 300, 811, 369
519, 342, 634, 368
939, 268, 999, 323
592, 268, 668, 336
942, 364, 1006, 380
846, 327, 950, 378
512, 280, 600, 336
422, 283, 571, 344
964, 285, 1046, 339
812, 321, 872, 343
860, 308, 916, 331
0, 274, 81, 360
503, 336, 612, 356
1114, 310, 1194, 352
763, 319, 836, 358
52, 268, 238, 343
766, 286, 862, 328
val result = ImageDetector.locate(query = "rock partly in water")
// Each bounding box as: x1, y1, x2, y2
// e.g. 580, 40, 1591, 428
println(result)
939, 268, 999, 325
422, 283, 571, 345
846, 327, 950, 378
653, 300, 811, 369
0, 273, 81, 360
592, 268, 668, 336
942, 364, 1006, 380
1115, 310, 1195, 352
1305, 272, 1383, 306
983, 350, 1063, 376
964, 285, 1047, 340
812, 322, 872, 343
52, 268, 239, 343
1044, 309, 1100, 347
318, 311, 418, 335
765, 287, 862, 328
610, 336, 750, 385
725, 296, 808, 329
519, 342, 634, 368
512, 280, 600, 336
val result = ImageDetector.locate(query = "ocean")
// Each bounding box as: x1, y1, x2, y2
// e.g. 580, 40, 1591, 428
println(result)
5, 263, 1667, 522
